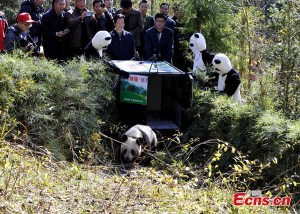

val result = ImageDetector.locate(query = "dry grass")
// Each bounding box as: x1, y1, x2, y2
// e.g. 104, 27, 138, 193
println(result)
0, 142, 288, 214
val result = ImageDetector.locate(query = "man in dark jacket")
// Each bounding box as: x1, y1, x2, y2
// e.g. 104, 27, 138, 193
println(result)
41, 0, 68, 61
107, 14, 135, 60
65, 0, 94, 58
18, 0, 45, 49
159, 3, 175, 32
115, 0, 143, 57
5, 13, 39, 56
91, 0, 114, 33
144, 13, 173, 63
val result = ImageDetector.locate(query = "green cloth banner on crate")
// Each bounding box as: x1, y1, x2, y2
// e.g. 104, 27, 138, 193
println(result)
120, 74, 148, 105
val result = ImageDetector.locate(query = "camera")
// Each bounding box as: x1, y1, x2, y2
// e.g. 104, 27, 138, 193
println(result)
100, 3, 105, 7
85, 11, 94, 16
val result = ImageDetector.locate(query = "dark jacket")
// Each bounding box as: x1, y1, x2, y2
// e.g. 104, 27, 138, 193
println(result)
41, 8, 67, 61
92, 12, 114, 33
140, 14, 154, 60
65, 7, 94, 49
107, 29, 135, 60
18, 0, 44, 46
165, 16, 175, 32
144, 26, 173, 63
107, 7, 117, 17
4, 24, 39, 56
115, 8, 143, 47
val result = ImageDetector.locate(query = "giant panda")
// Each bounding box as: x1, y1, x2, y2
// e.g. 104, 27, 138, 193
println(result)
212, 53, 244, 103
189, 33, 215, 73
120, 125, 158, 163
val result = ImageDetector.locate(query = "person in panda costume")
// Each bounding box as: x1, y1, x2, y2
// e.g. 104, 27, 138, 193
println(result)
84, 30, 112, 58
189, 32, 215, 73
212, 53, 244, 103
120, 124, 158, 163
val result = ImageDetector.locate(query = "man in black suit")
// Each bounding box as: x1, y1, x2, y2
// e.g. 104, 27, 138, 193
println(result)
41, 0, 68, 61
144, 13, 173, 63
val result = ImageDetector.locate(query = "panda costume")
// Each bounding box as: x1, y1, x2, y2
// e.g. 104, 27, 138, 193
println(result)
212, 53, 243, 103
84, 31, 112, 58
189, 33, 215, 73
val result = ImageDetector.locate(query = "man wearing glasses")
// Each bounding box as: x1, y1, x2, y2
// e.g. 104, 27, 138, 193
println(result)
144, 13, 173, 63
5, 12, 39, 56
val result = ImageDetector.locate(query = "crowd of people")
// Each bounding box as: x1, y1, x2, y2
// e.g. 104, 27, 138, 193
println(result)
1, 0, 187, 69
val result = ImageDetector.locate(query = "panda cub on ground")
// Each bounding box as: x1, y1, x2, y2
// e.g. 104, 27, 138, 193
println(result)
120, 125, 158, 163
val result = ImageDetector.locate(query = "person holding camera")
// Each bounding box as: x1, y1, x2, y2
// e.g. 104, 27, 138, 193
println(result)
5, 12, 39, 56
41, 0, 68, 61
91, 0, 114, 33
65, 0, 94, 58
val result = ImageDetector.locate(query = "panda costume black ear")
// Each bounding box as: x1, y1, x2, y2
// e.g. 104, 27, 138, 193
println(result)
194, 33, 199, 38
120, 134, 128, 142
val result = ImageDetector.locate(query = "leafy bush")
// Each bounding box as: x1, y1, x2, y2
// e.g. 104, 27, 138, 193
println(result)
183, 85, 300, 201
0, 54, 117, 160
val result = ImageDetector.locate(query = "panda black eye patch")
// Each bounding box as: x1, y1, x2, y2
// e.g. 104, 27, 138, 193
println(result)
190, 43, 194, 47
214, 59, 221, 64
131, 150, 136, 156
124, 149, 127, 154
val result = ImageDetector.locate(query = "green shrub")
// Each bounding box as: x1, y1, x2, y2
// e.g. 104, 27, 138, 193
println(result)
0, 54, 117, 160
184, 85, 299, 202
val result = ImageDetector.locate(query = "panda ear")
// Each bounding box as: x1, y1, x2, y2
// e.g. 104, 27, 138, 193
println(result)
214, 59, 221, 64
136, 138, 143, 146
120, 134, 128, 142
194, 33, 199, 38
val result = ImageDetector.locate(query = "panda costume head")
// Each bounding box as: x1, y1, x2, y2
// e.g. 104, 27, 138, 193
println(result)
120, 125, 158, 163
212, 53, 243, 103
189, 33, 206, 54
92, 31, 112, 57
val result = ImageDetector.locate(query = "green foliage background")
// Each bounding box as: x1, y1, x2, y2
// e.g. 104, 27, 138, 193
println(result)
0, 0, 299, 210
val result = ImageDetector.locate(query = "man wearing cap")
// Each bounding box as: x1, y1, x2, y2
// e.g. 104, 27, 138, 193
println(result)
18, 0, 45, 49
5, 12, 39, 56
